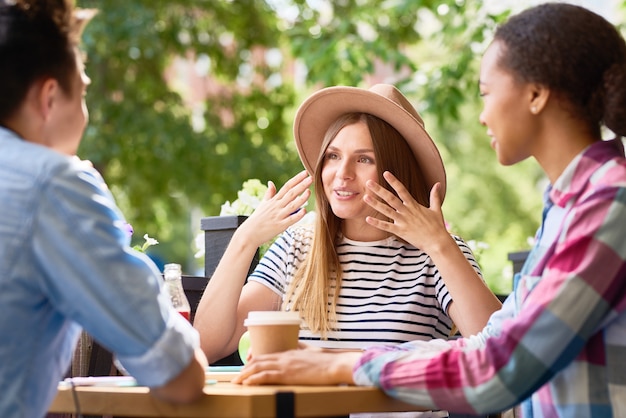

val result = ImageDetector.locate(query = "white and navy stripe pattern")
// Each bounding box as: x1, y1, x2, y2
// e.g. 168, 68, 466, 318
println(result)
248, 225, 481, 350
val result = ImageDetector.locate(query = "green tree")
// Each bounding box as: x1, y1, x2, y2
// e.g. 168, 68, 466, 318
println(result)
77, 0, 554, 289
79, 0, 298, 265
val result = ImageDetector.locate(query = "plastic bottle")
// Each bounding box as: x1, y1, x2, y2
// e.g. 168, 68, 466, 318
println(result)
163, 263, 191, 321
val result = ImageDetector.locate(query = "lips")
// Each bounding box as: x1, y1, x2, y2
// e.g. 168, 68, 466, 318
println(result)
486, 131, 496, 149
336, 190, 356, 197
333, 187, 359, 199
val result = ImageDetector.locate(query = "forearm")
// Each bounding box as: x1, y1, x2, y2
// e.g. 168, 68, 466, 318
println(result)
326, 350, 361, 385
193, 228, 259, 361
429, 235, 501, 337
354, 341, 468, 412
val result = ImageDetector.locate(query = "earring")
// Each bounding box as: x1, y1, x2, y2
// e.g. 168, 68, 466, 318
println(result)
531, 106, 538, 114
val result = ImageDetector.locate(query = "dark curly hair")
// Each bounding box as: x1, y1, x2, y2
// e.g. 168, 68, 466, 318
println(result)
494, 3, 626, 137
0, 0, 95, 124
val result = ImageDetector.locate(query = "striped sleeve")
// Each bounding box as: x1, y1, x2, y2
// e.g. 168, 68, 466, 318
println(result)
248, 226, 312, 296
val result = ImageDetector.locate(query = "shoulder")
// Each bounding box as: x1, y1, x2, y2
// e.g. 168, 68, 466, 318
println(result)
56, 157, 107, 190
263, 224, 314, 260
28, 156, 125, 240
569, 154, 626, 220
583, 148, 626, 197
0, 139, 110, 214
41, 157, 115, 215
1, 135, 72, 182
4, 138, 109, 197
283, 224, 315, 244
557, 139, 626, 205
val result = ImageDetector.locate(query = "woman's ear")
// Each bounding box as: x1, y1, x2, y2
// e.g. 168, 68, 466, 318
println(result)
528, 83, 550, 115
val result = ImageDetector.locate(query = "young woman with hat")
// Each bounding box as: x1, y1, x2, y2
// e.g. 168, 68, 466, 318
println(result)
194, 84, 501, 370
233, 3, 626, 417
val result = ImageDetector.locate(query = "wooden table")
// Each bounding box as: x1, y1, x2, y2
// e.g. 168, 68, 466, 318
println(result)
49, 376, 425, 417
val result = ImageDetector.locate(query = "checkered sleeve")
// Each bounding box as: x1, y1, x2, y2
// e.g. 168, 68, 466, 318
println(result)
354, 184, 626, 416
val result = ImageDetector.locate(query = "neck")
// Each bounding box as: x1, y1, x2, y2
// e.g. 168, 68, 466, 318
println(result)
3, 84, 47, 145
342, 218, 390, 241
532, 108, 600, 184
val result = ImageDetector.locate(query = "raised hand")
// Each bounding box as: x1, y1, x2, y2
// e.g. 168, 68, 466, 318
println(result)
237, 170, 313, 249
363, 171, 449, 253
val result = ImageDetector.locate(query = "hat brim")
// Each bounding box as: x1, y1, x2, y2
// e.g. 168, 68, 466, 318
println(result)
293, 86, 447, 201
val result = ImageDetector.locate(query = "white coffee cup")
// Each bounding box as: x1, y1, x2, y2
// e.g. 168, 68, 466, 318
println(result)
243, 311, 301, 356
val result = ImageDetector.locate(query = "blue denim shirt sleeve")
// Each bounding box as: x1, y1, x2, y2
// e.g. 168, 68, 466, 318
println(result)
33, 157, 198, 386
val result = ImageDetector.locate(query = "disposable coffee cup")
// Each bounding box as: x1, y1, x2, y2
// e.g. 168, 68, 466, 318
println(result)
243, 311, 301, 356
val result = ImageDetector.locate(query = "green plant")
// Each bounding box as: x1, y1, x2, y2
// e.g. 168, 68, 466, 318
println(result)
193, 178, 273, 262
133, 234, 159, 253
219, 179, 268, 216
125, 222, 159, 253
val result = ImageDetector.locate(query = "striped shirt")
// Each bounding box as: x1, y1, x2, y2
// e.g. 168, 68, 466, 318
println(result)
353, 138, 626, 418
249, 226, 481, 349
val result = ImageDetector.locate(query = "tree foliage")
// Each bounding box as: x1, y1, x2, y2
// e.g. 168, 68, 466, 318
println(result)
77, 0, 562, 288
78, 0, 297, 263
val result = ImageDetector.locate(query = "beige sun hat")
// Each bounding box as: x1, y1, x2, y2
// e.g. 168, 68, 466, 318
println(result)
293, 84, 447, 200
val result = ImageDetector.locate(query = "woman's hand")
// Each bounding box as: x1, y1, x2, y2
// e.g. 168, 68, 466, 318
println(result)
237, 170, 313, 248
365, 171, 502, 336
363, 171, 449, 253
194, 171, 312, 361
232, 347, 361, 386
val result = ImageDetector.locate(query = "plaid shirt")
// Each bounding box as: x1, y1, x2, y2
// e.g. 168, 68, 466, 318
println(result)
354, 139, 626, 418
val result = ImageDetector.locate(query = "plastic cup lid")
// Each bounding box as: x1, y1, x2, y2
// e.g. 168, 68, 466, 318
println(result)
243, 311, 302, 326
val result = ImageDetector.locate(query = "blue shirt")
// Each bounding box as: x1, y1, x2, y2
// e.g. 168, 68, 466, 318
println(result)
0, 127, 199, 418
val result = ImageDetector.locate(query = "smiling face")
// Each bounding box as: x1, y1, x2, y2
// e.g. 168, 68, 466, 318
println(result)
479, 40, 538, 166
320, 120, 382, 238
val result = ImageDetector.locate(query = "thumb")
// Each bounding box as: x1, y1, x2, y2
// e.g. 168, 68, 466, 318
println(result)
429, 182, 443, 212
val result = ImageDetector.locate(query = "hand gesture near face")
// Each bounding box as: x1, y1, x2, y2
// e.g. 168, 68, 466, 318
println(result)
363, 171, 449, 253
237, 170, 313, 249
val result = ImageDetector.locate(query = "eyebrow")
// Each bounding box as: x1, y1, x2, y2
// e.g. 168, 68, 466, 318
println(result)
326, 145, 375, 154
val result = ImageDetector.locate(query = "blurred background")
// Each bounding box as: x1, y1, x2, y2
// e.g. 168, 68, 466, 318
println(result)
76, 0, 625, 294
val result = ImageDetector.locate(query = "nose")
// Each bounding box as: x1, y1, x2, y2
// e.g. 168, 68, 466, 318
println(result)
478, 108, 487, 126
336, 159, 354, 180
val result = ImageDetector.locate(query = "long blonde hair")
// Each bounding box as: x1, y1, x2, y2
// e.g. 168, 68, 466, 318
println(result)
283, 113, 429, 337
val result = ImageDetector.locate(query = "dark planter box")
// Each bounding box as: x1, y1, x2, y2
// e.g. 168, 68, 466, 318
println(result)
200, 215, 259, 278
